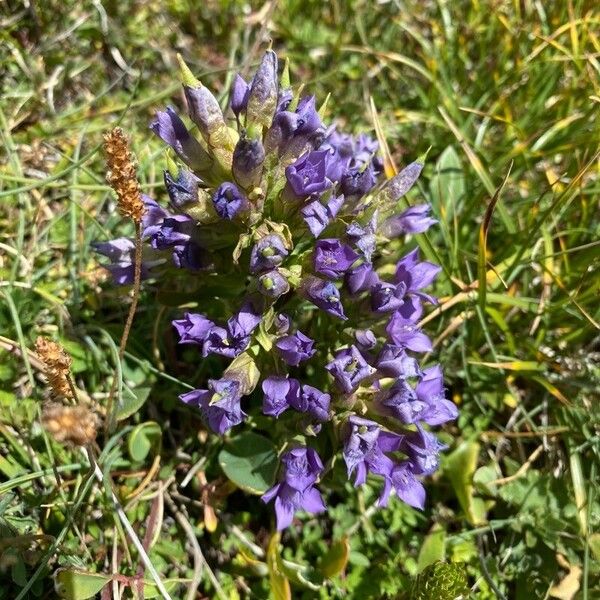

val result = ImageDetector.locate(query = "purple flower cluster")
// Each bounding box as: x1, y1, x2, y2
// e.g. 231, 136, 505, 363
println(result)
95, 49, 457, 531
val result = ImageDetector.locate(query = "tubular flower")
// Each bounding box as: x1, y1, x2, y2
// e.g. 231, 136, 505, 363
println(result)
96, 50, 456, 528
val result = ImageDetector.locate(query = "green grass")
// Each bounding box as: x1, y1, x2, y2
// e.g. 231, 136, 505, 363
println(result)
1, 0, 599, 598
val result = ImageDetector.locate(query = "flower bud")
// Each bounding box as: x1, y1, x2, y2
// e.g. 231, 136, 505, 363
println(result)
246, 50, 278, 129
258, 269, 290, 298
233, 135, 265, 189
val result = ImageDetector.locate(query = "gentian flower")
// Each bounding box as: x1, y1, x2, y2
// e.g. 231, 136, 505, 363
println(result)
285, 150, 332, 198
326, 345, 376, 393
258, 269, 290, 298
291, 385, 330, 422
275, 331, 316, 366
261, 447, 326, 530
415, 365, 458, 425
386, 312, 432, 352
99, 49, 454, 528
172, 313, 214, 345
386, 462, 426, 509
262, 376, 300, 417
164, 168, 201, 211
345, 263, 379, 295
250, 234, 289, 273
370, 281, 406, 313
313, 239, 359, 279
150, 106, 211, 172
395, 248, 441, 304
212, 182, 247, 220
301, 276, 346, 320
300, 194, 344, 237
383, 204, 438, 236
376, 344, 420, 378
343, 416, 402, 486
179, 377, 246, 434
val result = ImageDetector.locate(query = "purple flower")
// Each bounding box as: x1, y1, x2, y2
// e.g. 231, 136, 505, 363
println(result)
313, 239, 359, 279
233, 136, 265, 189
141, 196, 169, 239
395, 248, 441, 303
340, 162, 377, 198
355, 329, 377, 351
171, 240, 205, 271
383, 204, 437, 237
401, 426, 446, 476
250, 234, 289, 273
227, 302, 262, 340
291, 385, 330, 422
326, 346, 376, 393
212, 182, 247, 220
150, 106, 211, 172
377, 379, 426, 424
300, 194, 344, 238
302, 276, 346, 320
261, 447, 326, 530
230, 73, 250, 116
345, 263, 379, 295
370, 281, 407, 313
258, 269, 290, 299
376, 344, 420, 378
164, 168, 201, 211
386, 312, 431, 352
262, 376, 300, 418
343, 416, 402, 487
285, 150, 332, 198
415, 365, 458, 425
274, 313, 291, 335
92, 238, 158, 285
149, 214, 195, 250
385, 462, 426, 509
294, 96, 323, 136
346, 214, 377, 263
275, 331, 316, 366
173, 313, 214, 345
179, 377, 246, 434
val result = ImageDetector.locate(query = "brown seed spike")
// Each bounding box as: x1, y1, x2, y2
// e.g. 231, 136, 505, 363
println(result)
42, 402, 99, 447
35, 337, 72, 399
103, 127, 145, 223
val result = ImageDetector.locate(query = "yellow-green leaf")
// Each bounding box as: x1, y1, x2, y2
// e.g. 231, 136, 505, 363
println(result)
54, 569, 111, 600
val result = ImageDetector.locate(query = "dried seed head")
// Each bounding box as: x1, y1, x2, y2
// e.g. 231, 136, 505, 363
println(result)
42, 403, 99, 447
35, 337, 72, 399
103, 127, 145, 223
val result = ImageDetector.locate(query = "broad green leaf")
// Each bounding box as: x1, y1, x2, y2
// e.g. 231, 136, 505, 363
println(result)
267, 534, 291, 600
416, 524, 446, 572
320, 537, 350, 578
127, 421, 162, 462
430, 145, 464, 208
54, 569, 111, 600
218, 432, 278, 494
116, 386, 151, 421
442, 440, 486, 525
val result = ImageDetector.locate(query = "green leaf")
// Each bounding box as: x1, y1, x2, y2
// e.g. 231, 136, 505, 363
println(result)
417, 524, 446, 573
54, 569, 111, 600
142, 578, 184, 598
116, 386, 151, 421
218, 432, 278, 494
430, 145, 465, 208
320, 537, 350, 578
411, 562, 469, 600
442, 440, 486, 525
280, 559, 324, 590
127, 421, 162, 463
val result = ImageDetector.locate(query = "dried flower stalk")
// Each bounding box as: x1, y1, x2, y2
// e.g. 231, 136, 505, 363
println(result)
35, 336, 72, 399
103, 127, 145, 223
